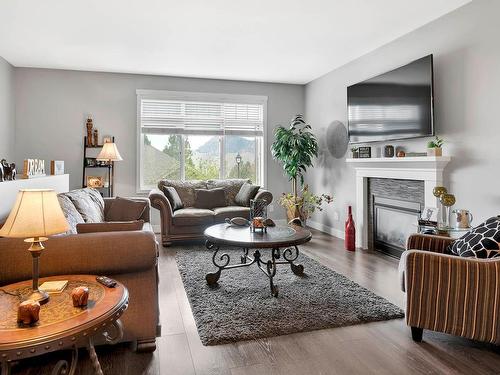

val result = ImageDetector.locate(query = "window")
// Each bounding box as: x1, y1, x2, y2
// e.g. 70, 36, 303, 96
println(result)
137, 90, 267, 192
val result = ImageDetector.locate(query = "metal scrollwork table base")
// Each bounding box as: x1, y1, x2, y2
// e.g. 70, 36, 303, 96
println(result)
204, 224, 312, 297
0, 275, 129, 375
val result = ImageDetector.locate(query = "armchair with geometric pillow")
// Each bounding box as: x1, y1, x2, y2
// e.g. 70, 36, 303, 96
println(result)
400, 216, 500, 344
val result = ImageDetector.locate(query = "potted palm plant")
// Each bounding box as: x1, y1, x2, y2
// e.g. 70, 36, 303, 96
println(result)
271, 115, 332, 222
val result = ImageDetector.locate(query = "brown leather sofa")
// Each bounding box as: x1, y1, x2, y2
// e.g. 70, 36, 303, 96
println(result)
0, 188, 160, 352
149, 179, 273, 246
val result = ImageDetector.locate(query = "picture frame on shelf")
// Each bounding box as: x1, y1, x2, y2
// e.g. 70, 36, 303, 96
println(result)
86, 176, 104, 188
50, 160, 65, 175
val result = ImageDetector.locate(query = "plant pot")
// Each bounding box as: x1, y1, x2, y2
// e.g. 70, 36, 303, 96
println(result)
427, 147, 442, 157
286, 205, 301, 222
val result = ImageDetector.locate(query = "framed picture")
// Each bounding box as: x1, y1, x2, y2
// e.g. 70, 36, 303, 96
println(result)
86, 176, 104, 188
358, 146, 372, 158
50, 160, 64, 175
103, 136, 112, 144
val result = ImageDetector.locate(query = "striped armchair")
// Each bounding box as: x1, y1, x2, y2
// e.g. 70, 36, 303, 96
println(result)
399, 233, 500, 344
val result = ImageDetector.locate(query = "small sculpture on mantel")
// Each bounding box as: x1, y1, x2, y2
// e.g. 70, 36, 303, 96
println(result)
86, 117, 94, 147
93, 129, 99, 147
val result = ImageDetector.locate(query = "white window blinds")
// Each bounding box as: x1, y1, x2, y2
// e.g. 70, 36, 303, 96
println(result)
140, 98, 264, 136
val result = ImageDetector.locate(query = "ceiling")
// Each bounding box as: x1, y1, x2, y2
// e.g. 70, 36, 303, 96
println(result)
0, 0, 470, 84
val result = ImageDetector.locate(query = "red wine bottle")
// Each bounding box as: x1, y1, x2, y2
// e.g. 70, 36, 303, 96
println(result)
345, 206, 356, 251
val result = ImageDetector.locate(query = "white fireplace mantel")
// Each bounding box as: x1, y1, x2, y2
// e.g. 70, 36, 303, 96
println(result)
346, 156, 451, 249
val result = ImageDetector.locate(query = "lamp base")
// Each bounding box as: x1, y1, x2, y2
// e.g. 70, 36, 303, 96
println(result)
27, 289, 50, 305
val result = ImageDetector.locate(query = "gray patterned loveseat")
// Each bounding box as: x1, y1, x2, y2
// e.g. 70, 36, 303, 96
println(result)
149, 179, 272, 246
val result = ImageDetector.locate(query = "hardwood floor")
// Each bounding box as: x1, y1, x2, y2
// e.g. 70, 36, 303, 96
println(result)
10, 229, 500, 374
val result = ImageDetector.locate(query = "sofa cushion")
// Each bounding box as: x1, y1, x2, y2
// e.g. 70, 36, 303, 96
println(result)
63, 188, 105, 223
158, 180, 207, 207
106, 197, 147, 221
76, 220, 145, 234
57, 194, 84, 234
449, 216, 500, 258
194, 188, 226, 209
235, 182, 260, 206
206, 179, 250, 206
172, 208, 214, 227
213, 206, 251, 223
162, 186, 184, 211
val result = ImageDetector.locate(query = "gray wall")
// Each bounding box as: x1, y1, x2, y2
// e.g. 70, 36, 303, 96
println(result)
0, 56, 14, 160
14, 68, 304, 219
305, 0, 500, 235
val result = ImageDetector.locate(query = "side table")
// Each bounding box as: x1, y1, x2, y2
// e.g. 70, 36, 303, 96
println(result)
0, 275, 129, 375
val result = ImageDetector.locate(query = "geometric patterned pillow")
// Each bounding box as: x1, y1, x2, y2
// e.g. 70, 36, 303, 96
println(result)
448, 216, 500, 258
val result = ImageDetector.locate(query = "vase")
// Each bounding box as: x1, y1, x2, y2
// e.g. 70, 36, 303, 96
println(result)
427, 148, 442, 157
345, 206, 356, 251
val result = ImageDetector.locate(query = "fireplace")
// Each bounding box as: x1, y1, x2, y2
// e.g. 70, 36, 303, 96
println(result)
373, 196, 421, 257
368, 178, 424, 258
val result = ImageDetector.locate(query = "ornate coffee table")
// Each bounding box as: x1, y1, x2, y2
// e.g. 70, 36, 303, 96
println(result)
0, 275, 128, 375
204, 224, 312, 297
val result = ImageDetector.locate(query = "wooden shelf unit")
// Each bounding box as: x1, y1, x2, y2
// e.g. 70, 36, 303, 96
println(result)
82, 136, 115, 197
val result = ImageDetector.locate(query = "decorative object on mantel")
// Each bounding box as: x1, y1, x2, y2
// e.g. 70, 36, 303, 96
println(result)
272, 115, 332, 222
86, 117, 94, 147
350, 147, 359, 158
50, 160, 64, 175
17, 300, 40, 325
326, 120, 349, 159
96, 141, 123, 197
0, 190, 69, 305
0, 159, 16, 181
22, 159, 45, 179
358, 146, 371, 158
396, 150, 406, 157
427, 135, 444, 156
384, 145, 395, 158
405, 152, 427, 157
345, 205, 356, 251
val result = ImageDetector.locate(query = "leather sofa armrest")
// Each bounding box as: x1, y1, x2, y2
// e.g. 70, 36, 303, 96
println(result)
254, 189, 273, 206
148, 189, 173, 218
0, 231, 158, 286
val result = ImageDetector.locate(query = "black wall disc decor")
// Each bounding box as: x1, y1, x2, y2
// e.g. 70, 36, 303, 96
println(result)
326, 121, 348, 159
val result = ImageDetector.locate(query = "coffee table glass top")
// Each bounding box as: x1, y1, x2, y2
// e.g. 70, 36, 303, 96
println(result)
204, 224, 312, 248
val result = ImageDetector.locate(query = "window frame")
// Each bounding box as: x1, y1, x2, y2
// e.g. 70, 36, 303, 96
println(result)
136, 89, 268, 194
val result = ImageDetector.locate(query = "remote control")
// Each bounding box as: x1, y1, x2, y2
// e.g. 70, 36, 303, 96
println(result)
96, 276, 117, 288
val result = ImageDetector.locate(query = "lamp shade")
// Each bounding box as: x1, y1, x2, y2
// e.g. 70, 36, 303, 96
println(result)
0, 189, 69, 238
97, 142, 123, 161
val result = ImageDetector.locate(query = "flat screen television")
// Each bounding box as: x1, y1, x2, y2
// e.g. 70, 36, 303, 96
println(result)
347, 54, 434, 144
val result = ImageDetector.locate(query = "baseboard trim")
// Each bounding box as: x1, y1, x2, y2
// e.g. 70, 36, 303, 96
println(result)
306, 219, 344, 240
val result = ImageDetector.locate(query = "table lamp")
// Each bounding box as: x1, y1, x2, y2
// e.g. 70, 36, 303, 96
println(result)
0, 189, 69, 304
97, 142, 123, 197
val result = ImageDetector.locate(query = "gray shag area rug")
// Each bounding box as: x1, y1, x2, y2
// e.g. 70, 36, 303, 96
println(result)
176, 247, 404, 345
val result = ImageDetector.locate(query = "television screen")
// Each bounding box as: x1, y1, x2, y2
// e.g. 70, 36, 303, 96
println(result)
347, 55, 434, 144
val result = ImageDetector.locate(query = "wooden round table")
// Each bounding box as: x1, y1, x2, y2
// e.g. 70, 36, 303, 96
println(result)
0, 275, 128, 375
204, 224, 312, 297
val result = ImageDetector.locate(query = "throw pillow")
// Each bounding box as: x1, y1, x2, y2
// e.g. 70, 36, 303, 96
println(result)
235, 182, 261, 206
76, 220, 144, 234
106, 197, 147, 221
162, 186, 184, 211
57, 194, 85, 234
194, 188, 226, 209
64, 188, 105, 223
449, 216, 500, 258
